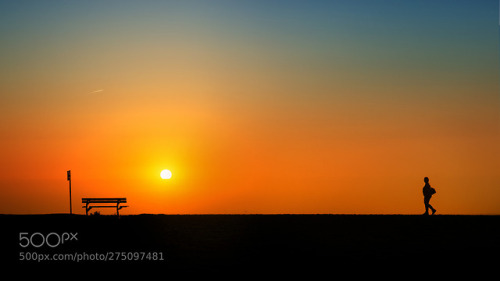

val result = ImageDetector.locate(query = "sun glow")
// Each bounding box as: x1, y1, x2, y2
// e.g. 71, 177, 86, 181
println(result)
160, 169, 172, 179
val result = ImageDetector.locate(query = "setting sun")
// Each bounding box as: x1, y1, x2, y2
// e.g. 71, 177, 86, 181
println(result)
160, 170, 172, 180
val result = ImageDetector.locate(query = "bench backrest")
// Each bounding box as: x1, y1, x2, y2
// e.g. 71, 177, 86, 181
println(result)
82, 198, 127, 204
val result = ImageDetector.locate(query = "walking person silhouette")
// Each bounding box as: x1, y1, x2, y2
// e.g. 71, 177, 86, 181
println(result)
422, 177, 437, 215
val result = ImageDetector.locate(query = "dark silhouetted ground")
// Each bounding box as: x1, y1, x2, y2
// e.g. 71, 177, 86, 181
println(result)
1, 214, 499, 275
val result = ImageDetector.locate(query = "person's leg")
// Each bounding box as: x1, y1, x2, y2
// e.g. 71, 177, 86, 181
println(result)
424, 198, 430, 215
428, 199, 436, 214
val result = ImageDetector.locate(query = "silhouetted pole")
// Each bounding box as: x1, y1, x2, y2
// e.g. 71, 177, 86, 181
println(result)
67, 170, 72, 215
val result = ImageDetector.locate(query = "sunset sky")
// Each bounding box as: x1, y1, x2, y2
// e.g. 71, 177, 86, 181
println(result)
0, 0, 498, 214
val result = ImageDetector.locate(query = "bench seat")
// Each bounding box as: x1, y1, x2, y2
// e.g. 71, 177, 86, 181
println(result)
82, 198, 128, 216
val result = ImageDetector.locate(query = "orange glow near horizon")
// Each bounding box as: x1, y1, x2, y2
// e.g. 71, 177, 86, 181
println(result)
1, 90, 498, 214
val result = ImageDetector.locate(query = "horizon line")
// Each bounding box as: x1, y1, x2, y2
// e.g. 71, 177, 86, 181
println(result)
2, 213, 500, 216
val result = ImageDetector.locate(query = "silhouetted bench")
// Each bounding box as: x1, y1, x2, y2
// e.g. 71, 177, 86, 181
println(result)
82, 198, 128, 216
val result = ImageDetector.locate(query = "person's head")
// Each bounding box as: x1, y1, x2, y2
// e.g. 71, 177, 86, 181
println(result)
424, 177, 429, 183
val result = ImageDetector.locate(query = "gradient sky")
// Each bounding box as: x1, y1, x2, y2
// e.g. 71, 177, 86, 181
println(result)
0, 0, 498, 214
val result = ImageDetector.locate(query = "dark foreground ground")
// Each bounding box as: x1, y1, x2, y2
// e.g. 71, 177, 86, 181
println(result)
1, 214, 499, 275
